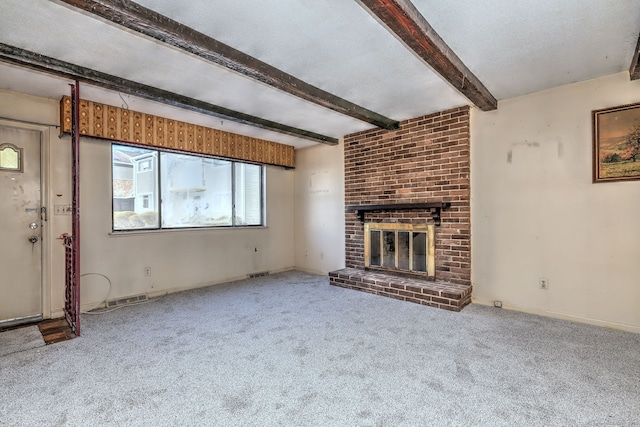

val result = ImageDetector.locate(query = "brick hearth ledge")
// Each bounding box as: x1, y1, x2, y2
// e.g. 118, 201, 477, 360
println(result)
329, 268, 472, 312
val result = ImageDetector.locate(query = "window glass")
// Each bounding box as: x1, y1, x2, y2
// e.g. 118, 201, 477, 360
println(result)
398, 231, 410, 270
0, 144, 22, 171
161, 153, 232, 228
234, 163, 262, 226
382, 231, 395, 267
112, 146, 159, 230
412, 232, 427, 272
112, 144, 263, 231
370, 230, 381, 266
138, 158, 153, 172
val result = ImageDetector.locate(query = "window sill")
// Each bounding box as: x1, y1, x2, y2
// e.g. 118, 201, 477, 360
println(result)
108, 225, 267, 236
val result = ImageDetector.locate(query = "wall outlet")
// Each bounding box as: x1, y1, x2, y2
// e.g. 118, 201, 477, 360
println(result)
539, 278, 549, 290
144, 267, 151, 277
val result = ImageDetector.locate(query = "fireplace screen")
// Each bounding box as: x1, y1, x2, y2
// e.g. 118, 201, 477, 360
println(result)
365, 223, 435, 277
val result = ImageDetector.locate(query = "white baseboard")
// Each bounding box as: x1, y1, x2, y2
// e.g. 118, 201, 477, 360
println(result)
51, 267, 300, 315
292, 266, 329, 276
473, 298, 640, 334
146, 266, 297, 299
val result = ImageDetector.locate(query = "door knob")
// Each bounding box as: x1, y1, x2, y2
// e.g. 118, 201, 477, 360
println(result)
28, 235, 39, 244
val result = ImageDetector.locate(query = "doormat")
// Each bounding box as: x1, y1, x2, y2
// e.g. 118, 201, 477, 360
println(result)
0, 325, 45, 357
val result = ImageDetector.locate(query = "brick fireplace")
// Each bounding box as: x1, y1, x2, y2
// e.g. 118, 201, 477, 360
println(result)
329, 106, 471, 311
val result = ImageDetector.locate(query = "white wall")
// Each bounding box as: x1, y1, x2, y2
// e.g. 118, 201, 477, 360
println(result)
0, 89, 296, 317
80, 138, 295, 309
293, 140, 345, 274
472, 72, 640, 333
8, 70, 640, 332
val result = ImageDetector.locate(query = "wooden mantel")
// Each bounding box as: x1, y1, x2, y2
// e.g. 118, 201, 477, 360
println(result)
346, 202, 451, 225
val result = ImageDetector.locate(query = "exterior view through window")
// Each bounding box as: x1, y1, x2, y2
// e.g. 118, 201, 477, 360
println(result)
112, 144, 264, 231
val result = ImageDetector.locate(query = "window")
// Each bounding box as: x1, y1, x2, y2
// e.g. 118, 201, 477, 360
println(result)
141, 194, 151, 210
138, 158, 153, 172
234, 163, 262, 226
112, 144, 264, 231
161, 153, 232, 227
0, 143, 23, 172
112, 146, 158, 230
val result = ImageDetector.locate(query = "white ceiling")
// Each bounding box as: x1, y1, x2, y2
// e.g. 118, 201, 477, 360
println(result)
0, 0, 639, 149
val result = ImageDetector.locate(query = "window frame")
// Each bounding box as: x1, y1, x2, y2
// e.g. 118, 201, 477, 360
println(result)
111, 143, 265, 232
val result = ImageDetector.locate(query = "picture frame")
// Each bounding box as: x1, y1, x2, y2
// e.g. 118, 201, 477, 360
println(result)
593, 102, 640, 183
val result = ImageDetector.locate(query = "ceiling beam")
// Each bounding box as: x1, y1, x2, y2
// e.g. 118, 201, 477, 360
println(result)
630, 33, 640, 80
0, 43, 338, 145
52, 0, 400, 130
357, 0, 497, 111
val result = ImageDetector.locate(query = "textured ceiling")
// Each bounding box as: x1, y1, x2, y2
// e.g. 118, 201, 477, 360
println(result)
0, 0, 639, 149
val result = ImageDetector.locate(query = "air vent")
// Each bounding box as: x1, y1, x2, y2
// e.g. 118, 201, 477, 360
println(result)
248, 271, 269, 279
105, 294, 148, 308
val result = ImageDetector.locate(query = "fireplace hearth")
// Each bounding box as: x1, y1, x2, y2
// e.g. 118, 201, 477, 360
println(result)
332, 106, 471, 312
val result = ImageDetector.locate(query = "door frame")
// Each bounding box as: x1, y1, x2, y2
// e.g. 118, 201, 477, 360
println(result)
0, 118, 52, 321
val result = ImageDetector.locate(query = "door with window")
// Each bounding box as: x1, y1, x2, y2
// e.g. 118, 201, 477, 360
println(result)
0, 124, 43, 327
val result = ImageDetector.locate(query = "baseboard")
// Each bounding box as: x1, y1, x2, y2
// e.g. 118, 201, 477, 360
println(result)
473, 298, 640, 334
292, 266, 329, 276
147, 266, 297, 299
51, 267, 307, 317
268, 266, 297, 275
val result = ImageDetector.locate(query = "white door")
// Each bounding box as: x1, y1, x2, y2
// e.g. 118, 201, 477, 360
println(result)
0, 125, 43, 327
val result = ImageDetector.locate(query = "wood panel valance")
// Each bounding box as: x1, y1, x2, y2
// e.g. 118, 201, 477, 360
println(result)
59, 96, 295, 168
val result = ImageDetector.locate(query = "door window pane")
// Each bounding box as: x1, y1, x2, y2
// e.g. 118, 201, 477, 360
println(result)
0, 143, 22, 172
161, 153, 232, 227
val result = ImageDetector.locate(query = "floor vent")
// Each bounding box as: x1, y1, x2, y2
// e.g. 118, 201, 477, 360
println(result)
105, 294, 148, 308
248, 271, 269, 279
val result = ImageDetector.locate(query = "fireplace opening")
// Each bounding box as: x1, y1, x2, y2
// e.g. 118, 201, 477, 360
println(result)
364, 223, 435, 278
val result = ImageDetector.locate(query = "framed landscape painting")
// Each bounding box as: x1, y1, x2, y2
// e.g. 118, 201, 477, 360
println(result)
593, 102, 640, 183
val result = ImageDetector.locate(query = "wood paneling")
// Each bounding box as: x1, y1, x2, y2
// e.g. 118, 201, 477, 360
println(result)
60, 96, 295, 168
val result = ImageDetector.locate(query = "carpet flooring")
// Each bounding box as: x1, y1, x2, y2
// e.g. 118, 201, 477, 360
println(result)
1, 271, 638, 426
0, 325, 45, 357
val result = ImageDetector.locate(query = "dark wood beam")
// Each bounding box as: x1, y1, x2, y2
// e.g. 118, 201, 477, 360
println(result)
630, 33, 640, 80
0, 43, 338, 145
53, 0, 399, 130
357, 0, 497, 111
